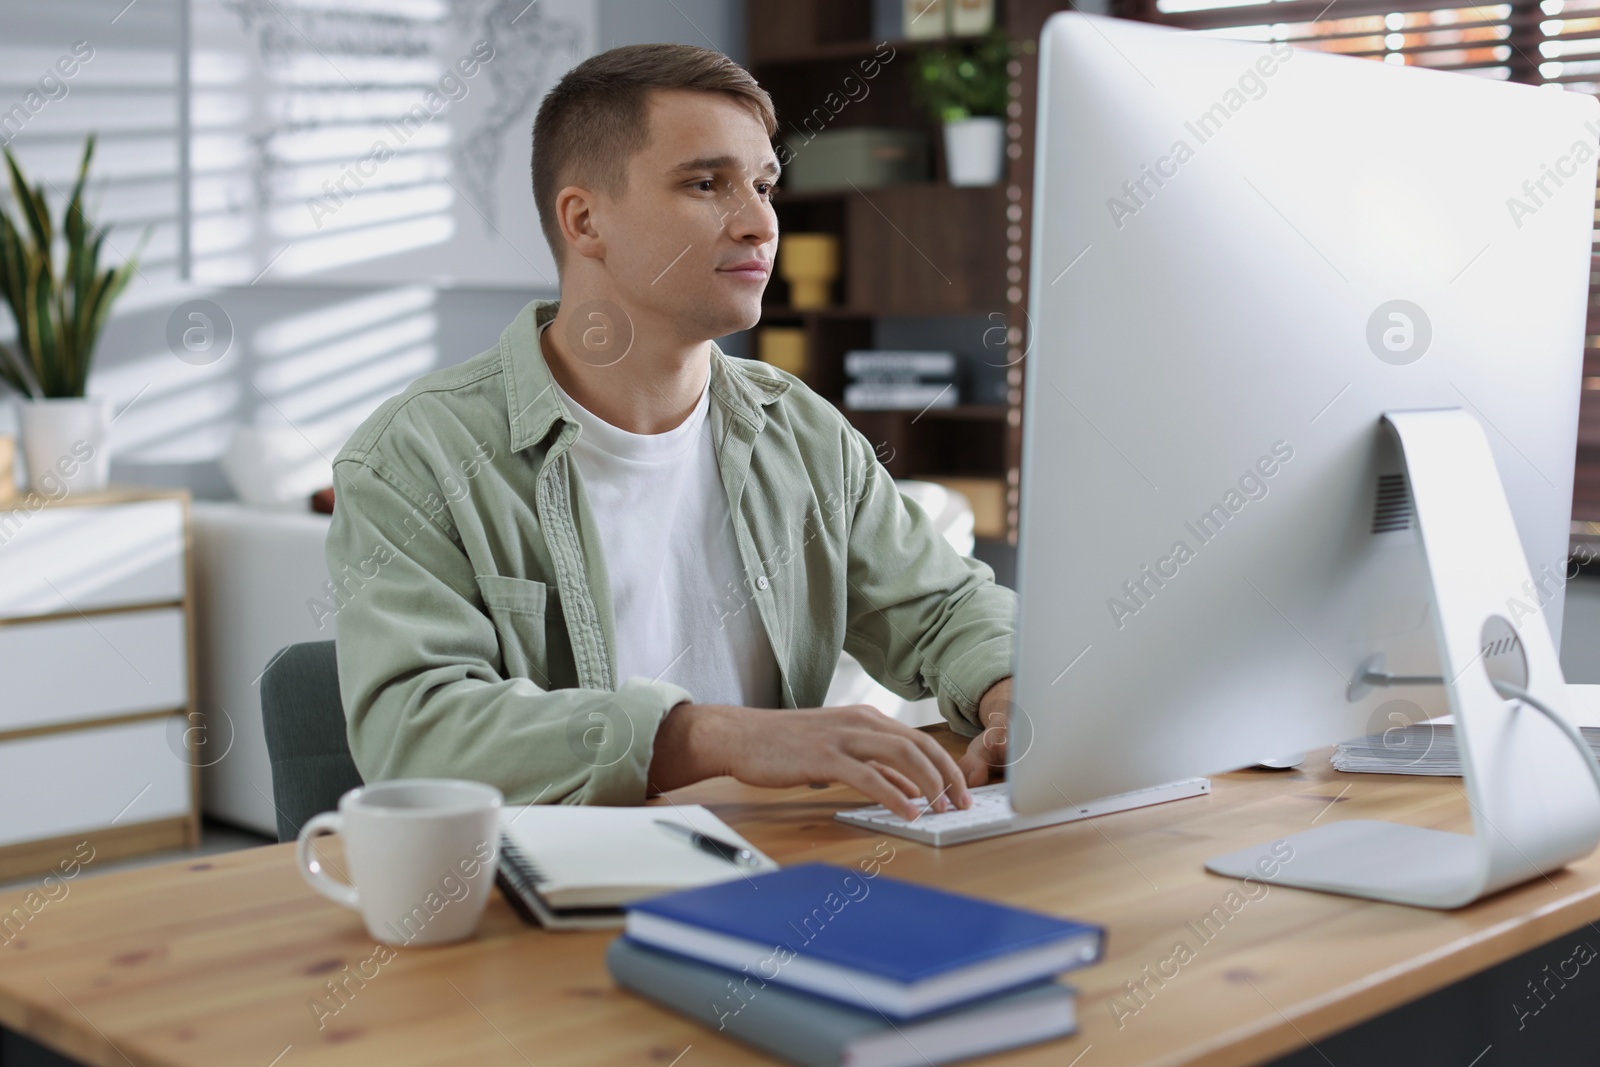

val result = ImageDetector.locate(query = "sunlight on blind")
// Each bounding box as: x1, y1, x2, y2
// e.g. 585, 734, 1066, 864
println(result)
189, 2, 458, 283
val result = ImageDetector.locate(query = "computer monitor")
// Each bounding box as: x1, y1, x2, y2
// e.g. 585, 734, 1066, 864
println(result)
1010, 12, 1600, 907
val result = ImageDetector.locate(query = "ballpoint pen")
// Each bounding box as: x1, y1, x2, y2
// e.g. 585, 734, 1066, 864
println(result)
653, 819, 761, 868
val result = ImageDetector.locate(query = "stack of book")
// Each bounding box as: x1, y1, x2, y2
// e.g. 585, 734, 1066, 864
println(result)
843, 350, 959, 412
607, 863, 1101, 1067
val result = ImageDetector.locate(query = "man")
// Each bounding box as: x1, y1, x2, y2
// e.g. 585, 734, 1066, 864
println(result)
325, 43, 1017, 821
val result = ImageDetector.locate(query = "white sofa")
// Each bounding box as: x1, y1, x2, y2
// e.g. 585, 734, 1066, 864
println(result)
191, 481, 975, 835
191, 504, 340, 835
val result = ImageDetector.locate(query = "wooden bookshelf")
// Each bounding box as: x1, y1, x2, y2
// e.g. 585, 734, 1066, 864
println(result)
748, 0, 1067, 545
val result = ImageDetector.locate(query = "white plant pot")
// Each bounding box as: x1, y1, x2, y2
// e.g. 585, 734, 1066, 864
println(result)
19, 397, 112, 494
943, 116, 1006, 188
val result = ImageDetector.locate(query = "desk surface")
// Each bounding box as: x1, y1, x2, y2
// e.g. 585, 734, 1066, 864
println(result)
4, 736, 1600, 1067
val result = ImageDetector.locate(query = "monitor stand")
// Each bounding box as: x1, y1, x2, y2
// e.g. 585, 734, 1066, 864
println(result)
1205, 408, 1600, 908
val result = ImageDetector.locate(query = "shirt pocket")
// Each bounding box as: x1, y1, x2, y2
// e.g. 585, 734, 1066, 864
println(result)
475, 574, 563, 687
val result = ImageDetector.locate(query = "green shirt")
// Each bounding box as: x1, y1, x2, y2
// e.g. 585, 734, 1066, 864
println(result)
325, 299, 1017, 805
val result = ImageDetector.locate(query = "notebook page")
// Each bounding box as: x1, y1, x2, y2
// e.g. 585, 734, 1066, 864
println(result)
498, 804, 778, 908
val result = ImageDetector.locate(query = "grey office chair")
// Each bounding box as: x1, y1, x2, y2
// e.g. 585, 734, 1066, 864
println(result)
259, 640, 364, 842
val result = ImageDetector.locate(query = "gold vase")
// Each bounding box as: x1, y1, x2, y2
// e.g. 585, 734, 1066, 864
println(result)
758, 327, 808, 378
780, 234, 840, 310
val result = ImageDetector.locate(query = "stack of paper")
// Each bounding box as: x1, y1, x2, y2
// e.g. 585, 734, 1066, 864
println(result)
1333, 683, 1600, 776
842, 350, 959, 411
1332, 724, 1600, 776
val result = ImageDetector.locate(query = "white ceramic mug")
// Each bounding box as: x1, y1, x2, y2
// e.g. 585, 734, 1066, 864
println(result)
296, 778, 502, 946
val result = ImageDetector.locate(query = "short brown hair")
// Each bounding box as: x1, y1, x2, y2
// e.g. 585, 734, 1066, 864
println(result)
531, 44, 777, 266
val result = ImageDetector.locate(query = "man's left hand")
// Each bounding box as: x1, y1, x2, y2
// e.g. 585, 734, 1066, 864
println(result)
959, 677, 1013, 786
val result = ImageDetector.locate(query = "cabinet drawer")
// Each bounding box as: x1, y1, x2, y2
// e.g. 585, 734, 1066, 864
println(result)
0, 499, 185, 617
0, 609, 188, 732
0, 717, 192, 848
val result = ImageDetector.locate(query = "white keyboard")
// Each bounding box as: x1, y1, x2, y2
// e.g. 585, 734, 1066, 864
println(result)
834, 777, 1211, 846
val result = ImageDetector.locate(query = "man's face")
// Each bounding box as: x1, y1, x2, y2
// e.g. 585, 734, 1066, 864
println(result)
593, 89, 779, 342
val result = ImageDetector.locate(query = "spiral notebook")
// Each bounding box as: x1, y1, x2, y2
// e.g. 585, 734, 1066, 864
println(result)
496, 805, 779, 931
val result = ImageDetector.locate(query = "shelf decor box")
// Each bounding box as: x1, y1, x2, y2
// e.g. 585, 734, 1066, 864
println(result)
782, 128, 931, 193
0, 486, 200, 882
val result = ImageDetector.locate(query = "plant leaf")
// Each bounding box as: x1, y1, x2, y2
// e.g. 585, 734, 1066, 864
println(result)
0, 338, 40, 399
55, 273, 72, 390
0, 212, 43, 392
23, 255, 56, 396
1, 153, 51, 393
3, 149, 52, 261
62, 143, 91, 355
0, 212, 23, 327
77, 268, 123, 396
0, 137, 130, 400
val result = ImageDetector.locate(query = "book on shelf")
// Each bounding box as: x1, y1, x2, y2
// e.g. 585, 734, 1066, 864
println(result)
607, 937, 1077, 1067
844, 350, 958, 379
904, 0, 949, 40
843, 351, 961, 408
622, 863, 1103, 1019
952, 0, 997, 35
844, 382, 958, 411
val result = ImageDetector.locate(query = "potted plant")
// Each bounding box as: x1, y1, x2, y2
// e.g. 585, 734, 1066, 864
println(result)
913, 31, 1015, 187
0, 136, 142, 494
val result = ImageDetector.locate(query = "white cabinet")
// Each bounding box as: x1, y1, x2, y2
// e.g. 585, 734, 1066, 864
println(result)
1, 609, 189, 732
0, 719, 194, 849
0, 499, 184, 616
0, 488, 199, 880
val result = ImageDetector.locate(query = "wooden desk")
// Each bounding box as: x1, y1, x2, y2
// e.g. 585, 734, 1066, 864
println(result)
3, 736, 1600, 1067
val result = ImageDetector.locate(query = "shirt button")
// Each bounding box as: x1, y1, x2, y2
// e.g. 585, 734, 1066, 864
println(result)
756, 575, 769, 591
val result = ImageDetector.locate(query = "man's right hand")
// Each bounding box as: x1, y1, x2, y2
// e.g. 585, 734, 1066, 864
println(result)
648, 703, 973, 820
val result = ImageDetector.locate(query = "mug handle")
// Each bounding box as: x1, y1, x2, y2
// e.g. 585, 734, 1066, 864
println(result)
296, 812, 360, 910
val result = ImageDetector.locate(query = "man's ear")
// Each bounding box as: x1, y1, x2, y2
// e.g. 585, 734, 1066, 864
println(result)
555, 184, 605, 262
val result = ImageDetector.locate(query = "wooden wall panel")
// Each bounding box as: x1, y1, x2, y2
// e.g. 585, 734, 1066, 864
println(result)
845, 185, 1009, 315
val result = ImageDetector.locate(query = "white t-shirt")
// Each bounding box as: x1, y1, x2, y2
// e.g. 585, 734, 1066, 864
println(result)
545, 346, 782, 709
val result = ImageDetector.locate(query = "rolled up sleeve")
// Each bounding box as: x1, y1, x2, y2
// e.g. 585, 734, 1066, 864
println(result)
838, 428, 1018, 736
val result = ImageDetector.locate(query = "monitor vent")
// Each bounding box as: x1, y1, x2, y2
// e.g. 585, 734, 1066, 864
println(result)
1372, 474, 1413, 533
1482, 634, 1520, 660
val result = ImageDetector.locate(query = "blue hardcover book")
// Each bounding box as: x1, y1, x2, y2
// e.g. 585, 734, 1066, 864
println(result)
623, 863, 1103, 1019
608, 938, 1078, 1067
